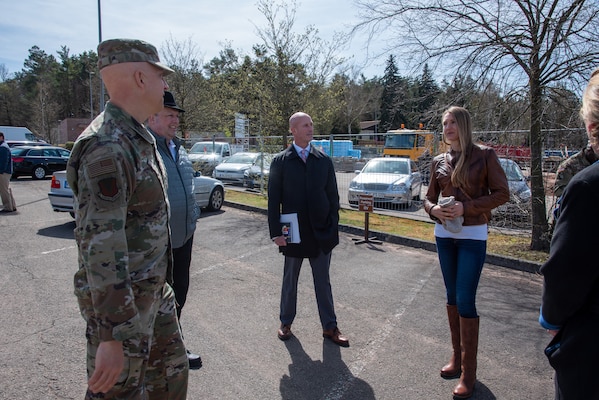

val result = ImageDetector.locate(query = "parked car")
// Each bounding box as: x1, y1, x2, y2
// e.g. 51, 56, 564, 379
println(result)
243, 153, 273, 189
194, 172, 225, 211
348, 157, 422, 209
213, 152, 269, 186
47, 170, 225, 218
1, 125, 48, 147
11, 145, 70, 179
188, 141, 231, 176
7, 140, 51, 148
48, 170, 75, 217
493, 158, 532, 218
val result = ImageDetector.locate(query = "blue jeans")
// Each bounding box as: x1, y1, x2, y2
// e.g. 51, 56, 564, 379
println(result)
435, 237, 487, 318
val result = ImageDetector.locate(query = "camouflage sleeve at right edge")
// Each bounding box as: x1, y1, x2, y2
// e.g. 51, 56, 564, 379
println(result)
553, 151, 590, 197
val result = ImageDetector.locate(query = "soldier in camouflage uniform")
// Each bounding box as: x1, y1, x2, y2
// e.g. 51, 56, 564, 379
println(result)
553, 144, 599, 197
67, 39, 188, 399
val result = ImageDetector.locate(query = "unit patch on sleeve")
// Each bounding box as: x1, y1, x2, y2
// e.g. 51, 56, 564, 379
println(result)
97, 177, 120, 199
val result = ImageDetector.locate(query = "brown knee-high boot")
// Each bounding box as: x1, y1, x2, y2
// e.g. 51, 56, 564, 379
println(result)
440, 304, 461, 379
453, 316, 479, 399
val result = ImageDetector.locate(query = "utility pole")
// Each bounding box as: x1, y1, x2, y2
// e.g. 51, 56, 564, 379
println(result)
98, 0, 105, 112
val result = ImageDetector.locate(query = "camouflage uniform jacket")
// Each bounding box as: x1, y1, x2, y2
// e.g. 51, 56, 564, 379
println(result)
553, 146, 598, 197
67, 102, 172, 342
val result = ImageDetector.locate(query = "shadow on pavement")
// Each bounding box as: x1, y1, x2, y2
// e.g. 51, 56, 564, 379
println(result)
37, 221, 75, 239
280, 338, 375, 400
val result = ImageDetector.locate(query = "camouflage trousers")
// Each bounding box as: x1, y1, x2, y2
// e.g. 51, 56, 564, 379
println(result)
85, 284, 189, 399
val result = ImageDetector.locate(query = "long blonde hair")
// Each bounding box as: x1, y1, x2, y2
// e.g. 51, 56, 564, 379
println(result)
443, 106, 474, 190
581, 69, 599, 142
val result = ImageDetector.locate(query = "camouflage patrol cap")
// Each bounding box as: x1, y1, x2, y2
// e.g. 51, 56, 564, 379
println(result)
97, 38, 174, 74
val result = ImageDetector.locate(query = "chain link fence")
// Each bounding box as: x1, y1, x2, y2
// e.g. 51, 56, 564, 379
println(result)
185, 129, 587, 232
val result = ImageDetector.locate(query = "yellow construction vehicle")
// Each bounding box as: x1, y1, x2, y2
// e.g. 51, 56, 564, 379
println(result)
383, 125, 439, 158
382, 125, 445, 184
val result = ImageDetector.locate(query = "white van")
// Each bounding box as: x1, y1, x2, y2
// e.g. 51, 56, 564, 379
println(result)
0, 126, 48, 147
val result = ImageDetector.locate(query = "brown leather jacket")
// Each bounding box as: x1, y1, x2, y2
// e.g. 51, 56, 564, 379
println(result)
424, 145, 510, 226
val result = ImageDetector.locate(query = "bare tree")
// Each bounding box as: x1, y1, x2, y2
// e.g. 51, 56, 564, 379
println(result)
354, 0, 599, 250
0, 64, 8, 82
30, 80, 60, 142
160, 35, 206, 137
254, 0, 347, 146
255, 0, 347, 84
342, 68, 383, 135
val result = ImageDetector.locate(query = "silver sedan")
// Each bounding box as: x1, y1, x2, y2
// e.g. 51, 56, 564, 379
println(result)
48, 170, 225, 218
193, 171, 225, 211
348, 157, 422, 209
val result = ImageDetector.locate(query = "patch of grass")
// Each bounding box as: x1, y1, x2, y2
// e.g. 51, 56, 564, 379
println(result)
226, 189, 268, 208
224, 189, 548, 264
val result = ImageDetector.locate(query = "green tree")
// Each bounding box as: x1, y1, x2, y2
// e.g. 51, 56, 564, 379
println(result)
415, 64, 440, 128
21, 46, 60, 140
379, 55, 406, 131
56, 47, 99, 121
203, 46, 260, 136
0, 64, 29, 126
379, 55, 397, 131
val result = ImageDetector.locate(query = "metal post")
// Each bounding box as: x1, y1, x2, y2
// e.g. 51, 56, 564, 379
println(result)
329, 134, 334, 158
89, 71, 94, 119
259, 136, 265, 193
98, 0, 105, 112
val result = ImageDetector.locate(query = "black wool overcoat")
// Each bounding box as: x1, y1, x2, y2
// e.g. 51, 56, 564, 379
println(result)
267, 145, 340, 258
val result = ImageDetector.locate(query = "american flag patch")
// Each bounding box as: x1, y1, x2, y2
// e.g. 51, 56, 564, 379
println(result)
88, 158, 116, 178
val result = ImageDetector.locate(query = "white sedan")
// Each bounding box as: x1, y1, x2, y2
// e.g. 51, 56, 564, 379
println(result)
213, 152, 268, 185
48, 170, 75, 217
48, 170, 225, 218
193, 171, 225, 211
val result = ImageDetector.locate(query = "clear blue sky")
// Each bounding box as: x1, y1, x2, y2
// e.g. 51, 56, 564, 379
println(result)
0, 0, 390, 79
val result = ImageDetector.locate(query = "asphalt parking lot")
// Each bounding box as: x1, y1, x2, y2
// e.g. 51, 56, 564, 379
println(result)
0, 179, 554, 399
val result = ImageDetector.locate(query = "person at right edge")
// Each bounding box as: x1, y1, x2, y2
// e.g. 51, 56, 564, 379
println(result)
552, 134, 599, 199
424, 106, 509, 399
549, 108, 599, 235
540, 68, 599, 400
267, 111, 349, 347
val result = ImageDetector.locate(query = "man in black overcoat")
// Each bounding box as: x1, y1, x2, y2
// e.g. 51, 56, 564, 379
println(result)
267, 112, 349, 347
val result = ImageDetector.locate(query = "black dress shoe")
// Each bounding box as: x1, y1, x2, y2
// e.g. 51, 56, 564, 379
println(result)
277, 324, 293, 341
187, 350, 203, 370
323, 327, 350, 347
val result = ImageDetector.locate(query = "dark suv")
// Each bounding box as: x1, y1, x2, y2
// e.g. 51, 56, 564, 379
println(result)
11, 146, 71, 179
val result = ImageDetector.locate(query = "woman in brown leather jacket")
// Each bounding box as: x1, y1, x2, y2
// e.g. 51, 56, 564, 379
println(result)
424, 106, 509, 399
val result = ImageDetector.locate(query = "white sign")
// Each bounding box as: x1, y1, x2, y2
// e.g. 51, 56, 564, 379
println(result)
235, 113, 248, 138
